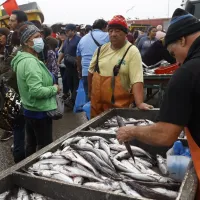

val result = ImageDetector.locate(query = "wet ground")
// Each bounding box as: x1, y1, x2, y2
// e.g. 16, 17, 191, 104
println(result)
0, 111, 87, 172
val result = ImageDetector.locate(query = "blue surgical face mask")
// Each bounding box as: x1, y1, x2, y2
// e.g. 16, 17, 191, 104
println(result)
32, 38, 44, 53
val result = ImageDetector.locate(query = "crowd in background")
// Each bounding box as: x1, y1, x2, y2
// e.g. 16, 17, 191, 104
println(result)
0, 10, 176, 164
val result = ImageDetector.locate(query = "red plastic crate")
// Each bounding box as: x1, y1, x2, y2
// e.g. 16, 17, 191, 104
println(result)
155, 63, 179, 75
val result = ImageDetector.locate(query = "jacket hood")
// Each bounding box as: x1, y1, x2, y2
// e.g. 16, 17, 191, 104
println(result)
11, 51, 38, 72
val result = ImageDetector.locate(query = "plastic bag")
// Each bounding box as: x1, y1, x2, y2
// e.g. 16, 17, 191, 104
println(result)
83, 101, 91, 120
73, 79, 86, 113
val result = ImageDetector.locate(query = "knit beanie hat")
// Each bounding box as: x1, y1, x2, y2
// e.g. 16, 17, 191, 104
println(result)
165, 8, 200, 47
20, 25, 40, 45
108, 15, 128, 34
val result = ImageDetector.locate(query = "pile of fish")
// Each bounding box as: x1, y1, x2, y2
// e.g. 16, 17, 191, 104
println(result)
24, 133, 181, 200
86, 117, 154, 134
86, 116, 186, 139
0, 187, 54, 200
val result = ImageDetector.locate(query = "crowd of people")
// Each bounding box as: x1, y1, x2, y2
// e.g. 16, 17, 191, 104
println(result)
0, 8, 190, 165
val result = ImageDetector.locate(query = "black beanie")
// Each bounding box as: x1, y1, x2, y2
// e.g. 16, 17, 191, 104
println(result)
165, 8, 200, 47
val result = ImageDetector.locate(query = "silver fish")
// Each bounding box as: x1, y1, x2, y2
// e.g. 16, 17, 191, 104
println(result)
152, 188, 178, 199
88, 136, 109, 143
39, 152, 52, 160
156, 154, 168, 175
109, 138, 119, 145
114, 151, 130, 160
17, 188, 29, 200
126, 181, 173, 199
110, 158, 139, 173
30, 193, 47, 200
119, 182, 142, 198
62, 151, 99, 176
94, 141, 100, 149
29, 163, 51, 171
70, 144, 104, 162
134, 157, 153, 168
64, 165, 103, 182
99, 139, 111, 156
97, 149, 115, 170
77, 137, 88, 146
61, 136, 82, 148
121, 172, 159, 182
121, 160, 141, 173
133, 161, 159, 176
61, 146, 71, 152
83, 182, 114, 191
86, 139, 95, 147
86, 151, 113, 170
79, 152, 121, 180
113, 189, 124, 194
109, 144, 152, 159
35, 170, 73, 184
72, 162, 94, 175
0, 191, 9, 199
73, 176, 84, 185
36, 158, 70, 166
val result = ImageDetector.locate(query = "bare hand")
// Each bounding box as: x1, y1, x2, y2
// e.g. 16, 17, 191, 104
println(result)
78, 71, 82, 79
117, 126, 135, 143
137, 103, 153, 110
54, 84, 61, 93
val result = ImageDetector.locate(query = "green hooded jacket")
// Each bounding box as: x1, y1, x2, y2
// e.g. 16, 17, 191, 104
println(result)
11, 51, 57, 112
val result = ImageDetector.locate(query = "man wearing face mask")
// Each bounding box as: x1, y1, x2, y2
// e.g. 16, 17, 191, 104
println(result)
11, 24, 59, 157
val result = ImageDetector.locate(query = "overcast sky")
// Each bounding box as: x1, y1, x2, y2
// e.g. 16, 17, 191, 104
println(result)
15, 0, 182, 24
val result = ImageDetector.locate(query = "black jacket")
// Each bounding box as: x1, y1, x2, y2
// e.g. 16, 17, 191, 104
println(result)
142, 40, 176, 66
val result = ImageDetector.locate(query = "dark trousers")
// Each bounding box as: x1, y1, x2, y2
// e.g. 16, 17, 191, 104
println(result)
82, 76, 89, 102
25, 117, 53, 157
64, 66, 79, 103
60, 67, 69, 95
13, 115, 25, 163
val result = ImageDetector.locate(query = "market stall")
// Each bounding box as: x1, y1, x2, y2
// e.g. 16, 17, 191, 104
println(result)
0, 109, 197, 200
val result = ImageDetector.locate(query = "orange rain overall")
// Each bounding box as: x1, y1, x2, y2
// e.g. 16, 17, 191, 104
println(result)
91, 45, 134, 118
185, 128, 200, 199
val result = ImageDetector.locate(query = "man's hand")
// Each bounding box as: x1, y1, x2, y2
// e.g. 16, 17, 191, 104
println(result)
77, 69, 82, 79
117, 126, 135, 143
137, 102, 153, 110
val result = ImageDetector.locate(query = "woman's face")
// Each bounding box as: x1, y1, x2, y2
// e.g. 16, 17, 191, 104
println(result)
26, 32, 42, 47
0, 34, 7, 46
59, 33, 67, 41
149, 28, 157, 38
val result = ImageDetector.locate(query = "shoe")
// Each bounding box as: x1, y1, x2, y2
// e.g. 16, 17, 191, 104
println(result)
0, 131, 13, 141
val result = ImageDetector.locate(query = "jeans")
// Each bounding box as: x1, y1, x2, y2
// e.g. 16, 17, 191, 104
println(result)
64, 66, 79, 103
82, 76, 89, 102
13, 115, 25, 163
60, 67, 69, 95
25, 117, 53, 157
